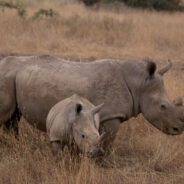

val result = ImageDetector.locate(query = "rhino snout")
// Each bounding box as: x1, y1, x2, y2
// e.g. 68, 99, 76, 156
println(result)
165, 125, 184, 135
87, 148, 104, 158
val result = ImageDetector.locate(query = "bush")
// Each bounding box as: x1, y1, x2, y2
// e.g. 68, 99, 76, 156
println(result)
122, 0, 182, 11
0, 1, 26, 18
0, 1, 59, 20
32, 8, 58, 20
79, 0, 101, 6
80, 0, 183, 11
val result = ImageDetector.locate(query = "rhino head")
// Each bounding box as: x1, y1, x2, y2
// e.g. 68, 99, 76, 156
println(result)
70, 103, 104, 157
140, 60, 184, 135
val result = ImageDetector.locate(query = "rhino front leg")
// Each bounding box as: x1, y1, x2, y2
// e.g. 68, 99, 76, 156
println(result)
99, 118, 121, 155
50, 141, 64, 155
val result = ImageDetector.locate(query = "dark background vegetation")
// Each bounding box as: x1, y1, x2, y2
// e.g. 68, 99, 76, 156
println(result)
80, 0, 184, 11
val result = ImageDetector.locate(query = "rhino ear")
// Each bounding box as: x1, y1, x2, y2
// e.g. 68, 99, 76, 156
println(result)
76, 103, 83, 115
147, 59, 157, 77
68, 103, 83, 123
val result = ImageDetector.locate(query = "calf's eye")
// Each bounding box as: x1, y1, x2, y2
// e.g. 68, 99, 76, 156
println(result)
161, 104, 166, 110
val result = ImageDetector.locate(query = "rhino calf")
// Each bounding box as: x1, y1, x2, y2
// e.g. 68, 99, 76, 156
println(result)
46, 94, 104, 158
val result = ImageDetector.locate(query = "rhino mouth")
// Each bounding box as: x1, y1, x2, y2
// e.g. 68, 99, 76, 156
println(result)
164, 127, 183, 135
87, 148, 104, 158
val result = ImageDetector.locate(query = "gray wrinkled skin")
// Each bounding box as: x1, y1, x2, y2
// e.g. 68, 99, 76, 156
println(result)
0, 55, 63, 127
46, 94, 104, 157
0, 54, 184, 153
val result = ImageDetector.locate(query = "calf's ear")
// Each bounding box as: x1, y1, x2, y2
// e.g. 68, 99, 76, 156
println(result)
76, 103, 83, 115
68, 103, 83, 123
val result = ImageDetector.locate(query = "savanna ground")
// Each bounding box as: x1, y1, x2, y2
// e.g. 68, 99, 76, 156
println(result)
0, 0, 184, 183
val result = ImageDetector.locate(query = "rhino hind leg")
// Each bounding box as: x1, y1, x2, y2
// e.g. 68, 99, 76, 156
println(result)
99, 118, 121, 155
4, 106, 21, 137
0, 76, 21, 137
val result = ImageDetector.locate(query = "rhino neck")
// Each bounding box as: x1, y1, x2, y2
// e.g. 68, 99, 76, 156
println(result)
124, 81, 141, 117
118, 59, 147, 117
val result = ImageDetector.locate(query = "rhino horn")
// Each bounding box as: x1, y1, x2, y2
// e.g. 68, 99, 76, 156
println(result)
173, 97, 183, 106
158, 60, 172, 75
91, 103, 104, 115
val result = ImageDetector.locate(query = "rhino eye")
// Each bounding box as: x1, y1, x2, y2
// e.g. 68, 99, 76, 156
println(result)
82, 134, 85, 139
161, 104, 167, 110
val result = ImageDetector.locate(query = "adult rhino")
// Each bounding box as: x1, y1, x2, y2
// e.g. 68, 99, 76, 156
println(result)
0, 55, 184, 153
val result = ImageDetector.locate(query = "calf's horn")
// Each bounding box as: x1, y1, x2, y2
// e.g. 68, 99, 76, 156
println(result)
91, 103, 104, 115
158, 59, 172, 75
173, 97, 183, 106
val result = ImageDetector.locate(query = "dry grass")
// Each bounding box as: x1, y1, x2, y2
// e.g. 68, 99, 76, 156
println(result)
0, 0, 184, 61
0, 0, 184, 183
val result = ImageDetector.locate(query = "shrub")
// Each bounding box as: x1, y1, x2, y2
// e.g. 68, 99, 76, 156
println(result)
80, 0, 183, 11
78, 0, 101, 6
32, 8, 58, 20
122, 0, 182, 11
0, 1, 26, 18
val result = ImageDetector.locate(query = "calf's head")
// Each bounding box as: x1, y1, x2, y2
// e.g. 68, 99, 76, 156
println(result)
140, 60, 184, 135
69, 103, 104, 157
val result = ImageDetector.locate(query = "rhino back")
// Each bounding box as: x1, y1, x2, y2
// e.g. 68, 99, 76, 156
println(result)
16, 60, 133, 131
0, 55, 62, 77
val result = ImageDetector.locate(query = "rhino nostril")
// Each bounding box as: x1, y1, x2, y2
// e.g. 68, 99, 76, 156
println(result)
172, 127, 179, 132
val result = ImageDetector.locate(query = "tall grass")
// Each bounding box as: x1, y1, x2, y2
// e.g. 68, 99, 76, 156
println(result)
0, 1, 184, 184
0, 1, 184, 60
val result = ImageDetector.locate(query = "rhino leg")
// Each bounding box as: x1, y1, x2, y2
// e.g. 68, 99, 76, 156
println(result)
99, 118, 121, 155
50, 141, 63, 155
4, 106, 21, 137
0, 81, 20, 137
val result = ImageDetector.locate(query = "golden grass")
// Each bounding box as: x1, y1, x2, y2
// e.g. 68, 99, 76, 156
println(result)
0, 0, 184, 183
0, 0, 184, 61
